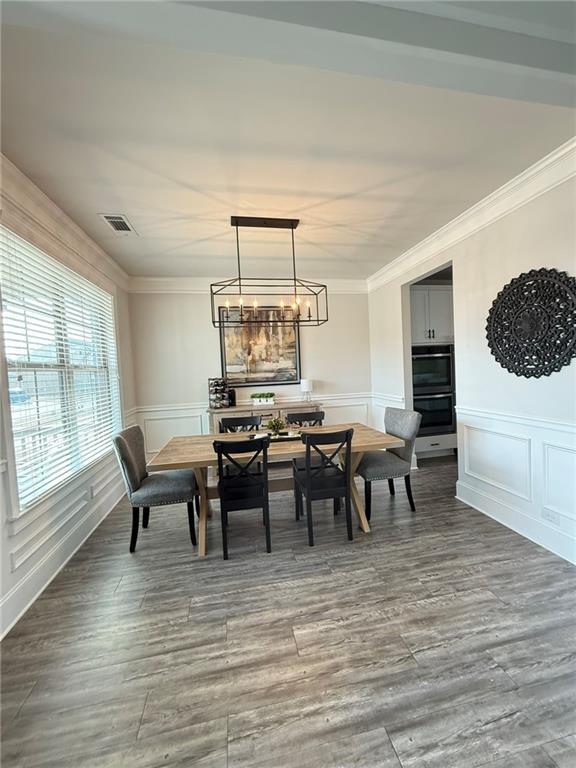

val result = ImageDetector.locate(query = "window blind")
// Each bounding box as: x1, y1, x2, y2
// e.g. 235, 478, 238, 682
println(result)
0, 227, 122, 511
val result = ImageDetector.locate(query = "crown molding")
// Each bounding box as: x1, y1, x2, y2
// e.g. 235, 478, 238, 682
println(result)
1, 155, 130, 293
367, 137, 576, 293
127, 276, 368, 294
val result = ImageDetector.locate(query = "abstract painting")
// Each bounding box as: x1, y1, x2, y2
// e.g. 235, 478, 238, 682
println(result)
219, 307, 301, 386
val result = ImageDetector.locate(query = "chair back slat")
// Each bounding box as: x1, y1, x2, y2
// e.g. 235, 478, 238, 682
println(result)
213, 436, 270, 485
301, 428, 354, 486
285, 411, 325, 427
220, 415, 262, 433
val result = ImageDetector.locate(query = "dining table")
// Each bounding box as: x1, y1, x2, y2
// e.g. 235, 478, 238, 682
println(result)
147, 422, 405, 557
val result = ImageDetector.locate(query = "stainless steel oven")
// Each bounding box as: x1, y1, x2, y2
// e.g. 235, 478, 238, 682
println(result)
413, 392, 456, 435
412, 344, 454, 394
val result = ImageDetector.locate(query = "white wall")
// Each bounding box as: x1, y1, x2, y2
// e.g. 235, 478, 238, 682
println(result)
0, 156, 135, 637
127, 290, 372, 454
369, 147, 576, 563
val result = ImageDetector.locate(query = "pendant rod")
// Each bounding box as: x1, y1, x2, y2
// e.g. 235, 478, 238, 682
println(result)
291, 227, 297, 300
235, 224, 242, 296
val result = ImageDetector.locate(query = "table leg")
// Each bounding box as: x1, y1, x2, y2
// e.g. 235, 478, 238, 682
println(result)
349, 452, 371, 533
193, 467, 209, 557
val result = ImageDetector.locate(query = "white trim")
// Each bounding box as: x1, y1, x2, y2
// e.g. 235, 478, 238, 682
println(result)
127, 276, 368, 294
456, 406, 576, 434
367, 137, 576, 292
129, 392, 373, 416
372, 393, 406, 403
1, 155, 129, 292
457, 480, 575, 565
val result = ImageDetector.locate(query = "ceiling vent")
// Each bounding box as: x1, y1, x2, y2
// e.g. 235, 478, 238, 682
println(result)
99, 214, 137, 235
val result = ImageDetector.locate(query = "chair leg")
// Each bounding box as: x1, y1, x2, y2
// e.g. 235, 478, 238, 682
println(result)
333, 498, 340, 516
142, 507, 150, 528
130, 507, 139, 553
365, 481, 372, 522
187, 501, 197, 547
194, 494, 200, 517
388, 478, 395, 496
305, 495, 314, 547
405, 474, 416, 512
345, 493, 353, 541
263, 500, 272, 554
221, 508, 229, 560
295, 486, 302, 521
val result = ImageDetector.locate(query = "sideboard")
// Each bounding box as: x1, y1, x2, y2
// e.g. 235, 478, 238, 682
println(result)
207, 400, 323, 433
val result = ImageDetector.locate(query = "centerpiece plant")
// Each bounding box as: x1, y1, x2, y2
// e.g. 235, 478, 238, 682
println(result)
266, 416, 285, 435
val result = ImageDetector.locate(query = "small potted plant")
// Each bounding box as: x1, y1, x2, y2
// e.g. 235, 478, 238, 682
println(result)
266, 416, 285, 436
250, 391, 275, 405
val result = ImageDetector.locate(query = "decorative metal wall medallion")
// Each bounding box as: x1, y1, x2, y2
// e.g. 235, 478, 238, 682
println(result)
486, 268, 576, 378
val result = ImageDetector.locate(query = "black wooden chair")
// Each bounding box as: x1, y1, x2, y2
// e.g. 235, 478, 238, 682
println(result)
285, 411, 325, 427
220, 415, 262, 433
292, 428, 354, 547
285, 411, 341, 513
213, 436, 271, 560
220, 415, 263, 474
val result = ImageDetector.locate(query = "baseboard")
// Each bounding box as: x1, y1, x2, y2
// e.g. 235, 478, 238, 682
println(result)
456, 480, 575, 565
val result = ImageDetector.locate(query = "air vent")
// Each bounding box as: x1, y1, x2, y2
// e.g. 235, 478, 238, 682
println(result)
99, 214, 137, 234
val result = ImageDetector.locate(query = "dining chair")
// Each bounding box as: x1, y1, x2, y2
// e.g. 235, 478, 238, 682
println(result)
293, 428, 354, 547
220, 415, 263, 474
285, 410, 340, 512
213, 435, 271, 560
112, 425, 199, 553
220, 415, 262, 432
356, 408, 422, 518
285, 411, 325, 427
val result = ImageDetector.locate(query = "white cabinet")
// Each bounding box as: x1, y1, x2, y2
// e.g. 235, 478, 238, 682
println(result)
410, 286, 453, 344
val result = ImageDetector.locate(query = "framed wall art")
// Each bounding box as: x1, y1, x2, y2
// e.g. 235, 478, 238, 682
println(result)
219, 307, 301, 386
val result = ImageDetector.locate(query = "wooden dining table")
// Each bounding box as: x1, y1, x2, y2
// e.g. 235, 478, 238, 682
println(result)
148, 422, 404, 557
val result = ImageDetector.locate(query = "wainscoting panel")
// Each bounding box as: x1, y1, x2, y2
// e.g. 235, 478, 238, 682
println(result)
543, 442, 576, 522
370, 393, 406, 431
456, 407, 576, 564
464, 425, 532, 501
0, 452, 125, 638
144, 414, 204, 454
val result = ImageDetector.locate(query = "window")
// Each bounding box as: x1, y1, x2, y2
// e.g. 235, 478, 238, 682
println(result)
0, 227, 121, 511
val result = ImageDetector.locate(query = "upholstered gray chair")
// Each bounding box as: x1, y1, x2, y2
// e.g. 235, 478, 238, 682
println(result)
113, 425, 199, 553
357, 408, 422, 518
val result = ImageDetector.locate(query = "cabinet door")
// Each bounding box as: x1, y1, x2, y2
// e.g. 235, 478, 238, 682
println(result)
428, 288, 454, 342
410, 288, 430, 343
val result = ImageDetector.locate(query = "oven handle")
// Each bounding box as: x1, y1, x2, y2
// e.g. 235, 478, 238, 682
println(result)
412, 353, 451, 358
413, 393, 453, 400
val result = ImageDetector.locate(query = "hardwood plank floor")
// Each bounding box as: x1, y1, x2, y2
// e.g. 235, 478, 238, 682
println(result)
1, 457, 575, 767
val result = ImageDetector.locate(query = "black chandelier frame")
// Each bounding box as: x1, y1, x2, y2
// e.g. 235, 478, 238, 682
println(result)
210, 216, 328, 327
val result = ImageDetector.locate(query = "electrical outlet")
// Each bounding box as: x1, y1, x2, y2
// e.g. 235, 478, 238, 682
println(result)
542, 508, 561, 526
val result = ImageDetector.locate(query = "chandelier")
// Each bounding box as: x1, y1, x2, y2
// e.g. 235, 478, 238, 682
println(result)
210, 216, 328, 327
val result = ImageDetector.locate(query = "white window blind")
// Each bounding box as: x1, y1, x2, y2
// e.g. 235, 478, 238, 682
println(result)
0, 227, 121, 511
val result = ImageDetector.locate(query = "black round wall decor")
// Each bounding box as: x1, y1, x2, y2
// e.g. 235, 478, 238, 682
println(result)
486, 268, 576, 378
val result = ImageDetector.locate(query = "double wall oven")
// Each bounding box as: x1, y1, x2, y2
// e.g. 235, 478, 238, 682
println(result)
412, 345, 456, 436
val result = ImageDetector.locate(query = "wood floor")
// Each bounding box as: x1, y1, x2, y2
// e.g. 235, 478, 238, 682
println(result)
2, 457, 575, 768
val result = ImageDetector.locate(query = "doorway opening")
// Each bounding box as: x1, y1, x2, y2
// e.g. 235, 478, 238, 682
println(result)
403, 264, 457, 460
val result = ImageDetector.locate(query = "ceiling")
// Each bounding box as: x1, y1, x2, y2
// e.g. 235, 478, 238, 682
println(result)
2, 2, 575, 280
